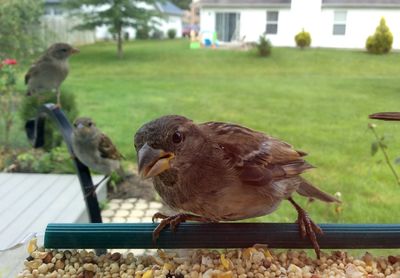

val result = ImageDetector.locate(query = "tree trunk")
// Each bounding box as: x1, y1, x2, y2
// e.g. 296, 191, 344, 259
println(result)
117, 29, 123, 58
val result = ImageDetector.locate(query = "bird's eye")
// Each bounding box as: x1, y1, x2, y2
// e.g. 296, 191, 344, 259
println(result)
172, 131, 183, 144
88, 122, 92, 127
61, 48, 68, 52
73, 123, 77, 127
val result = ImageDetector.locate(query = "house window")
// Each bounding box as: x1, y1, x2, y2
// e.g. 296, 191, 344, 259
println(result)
266, 11, 278, 35
215, 13, 240, 42
333, 11, 347, 35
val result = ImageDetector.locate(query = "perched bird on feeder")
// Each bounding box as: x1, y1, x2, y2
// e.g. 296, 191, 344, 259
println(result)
134, 115, 340, 258
72, 117, 125, 196
25, 43, 79, 107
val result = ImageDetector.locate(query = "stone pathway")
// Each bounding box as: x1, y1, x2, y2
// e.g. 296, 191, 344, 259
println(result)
101, 198, 164, 224
100, 197, 173, 255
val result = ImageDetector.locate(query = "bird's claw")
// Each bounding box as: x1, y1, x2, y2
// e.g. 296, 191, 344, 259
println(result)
296, 209, 323, 259
152, 212, 169, 223
151, 213, 212, 244
289, 198, 323, 259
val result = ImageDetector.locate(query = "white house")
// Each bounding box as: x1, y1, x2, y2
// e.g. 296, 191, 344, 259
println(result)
198, 0, 400, 49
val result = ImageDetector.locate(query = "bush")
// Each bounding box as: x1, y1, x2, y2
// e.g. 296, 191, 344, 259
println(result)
257, 35, 272, 57
136, 26, 150, 40
123, 32, 130, 41
151, 29, 164, 39
366, 17, 393, 54
167, 29, 177, 39
4, 147, 75, 173
19, 91, 79, 151
295, 29, 311, 49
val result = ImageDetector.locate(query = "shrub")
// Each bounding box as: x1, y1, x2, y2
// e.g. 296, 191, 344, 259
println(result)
19, 91, 79, 151
136, 25, 150, 40
4, 147, 75, 173
257, 35, 272, 57
123, 32, 130, 41
167, 29, 177, 39
295, 29, 311, 49
366, 17, 393, 54
151, 29, 164, 39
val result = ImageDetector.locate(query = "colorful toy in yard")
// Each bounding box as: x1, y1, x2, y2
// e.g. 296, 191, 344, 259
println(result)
190, 30, 219, 49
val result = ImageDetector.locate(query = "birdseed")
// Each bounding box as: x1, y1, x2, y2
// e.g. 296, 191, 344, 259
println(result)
17, 247, 400, 278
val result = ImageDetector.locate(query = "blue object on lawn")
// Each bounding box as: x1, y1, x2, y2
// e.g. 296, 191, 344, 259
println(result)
204, 38, 212, 47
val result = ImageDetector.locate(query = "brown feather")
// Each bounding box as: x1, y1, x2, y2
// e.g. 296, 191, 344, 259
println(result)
98, 133, 124, 160
200, 121, 311, 188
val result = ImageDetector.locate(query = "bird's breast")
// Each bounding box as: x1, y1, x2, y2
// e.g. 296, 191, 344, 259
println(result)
153, 173, 282, 221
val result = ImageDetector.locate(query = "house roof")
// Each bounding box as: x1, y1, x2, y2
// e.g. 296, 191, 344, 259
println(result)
45, 0, 62, 3
156, 1, 184, 16
322, 0, 400, 8
198, 0, 291, 8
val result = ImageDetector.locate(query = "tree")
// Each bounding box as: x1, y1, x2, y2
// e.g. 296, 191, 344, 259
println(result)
170, 0, 191, 10
65, 0, 161, 58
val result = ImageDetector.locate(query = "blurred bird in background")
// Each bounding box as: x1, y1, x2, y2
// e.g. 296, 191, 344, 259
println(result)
25, 43, 79, 107
134, 115, 340, 258
72, 117, 125, 196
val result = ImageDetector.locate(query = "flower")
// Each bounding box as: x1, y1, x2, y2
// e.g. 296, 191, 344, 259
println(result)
3, 59, 17, 65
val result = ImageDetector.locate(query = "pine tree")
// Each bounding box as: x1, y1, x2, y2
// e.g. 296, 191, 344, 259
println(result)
65, 0, 161, 58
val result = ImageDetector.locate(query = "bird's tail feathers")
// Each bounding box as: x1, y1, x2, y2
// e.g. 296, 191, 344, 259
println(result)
282, 160, 314, 176
296, 177, 340, 203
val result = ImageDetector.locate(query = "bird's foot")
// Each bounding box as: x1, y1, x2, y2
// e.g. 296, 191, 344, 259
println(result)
152, 213, 212, 243
83, 176, 109, 198
289, 198, 323, 259
84, 185, 98, 198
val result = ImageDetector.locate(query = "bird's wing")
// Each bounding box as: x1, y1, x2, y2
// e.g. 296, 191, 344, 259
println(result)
25, 64, 38, 85
98, 133, 125, 160
201, 122, 312, 187
24, 57, 53, 85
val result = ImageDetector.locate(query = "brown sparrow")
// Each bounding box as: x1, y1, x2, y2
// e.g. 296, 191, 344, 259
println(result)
72, 117, 124, 195
134, 115, 340, 258
25, 43, 79, 107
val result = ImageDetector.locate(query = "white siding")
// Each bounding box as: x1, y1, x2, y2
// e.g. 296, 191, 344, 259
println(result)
200, 0, 400, 49
156, 15, 184, 38
318, 9, 400, 49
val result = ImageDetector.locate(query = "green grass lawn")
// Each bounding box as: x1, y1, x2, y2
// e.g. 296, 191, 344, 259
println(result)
33, 40, 400, 224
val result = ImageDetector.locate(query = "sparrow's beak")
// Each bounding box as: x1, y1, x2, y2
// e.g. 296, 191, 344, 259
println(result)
70, 48, 80, 55
76, 123, 84, 129
137, 143, 174, 179
369, 112, 400, 121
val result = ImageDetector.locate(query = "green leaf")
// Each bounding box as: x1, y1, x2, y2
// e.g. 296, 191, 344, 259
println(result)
371, 142, 379, 156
